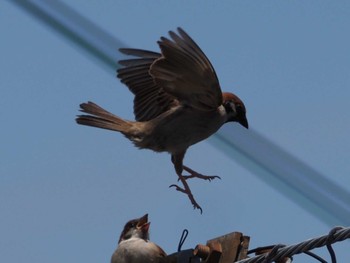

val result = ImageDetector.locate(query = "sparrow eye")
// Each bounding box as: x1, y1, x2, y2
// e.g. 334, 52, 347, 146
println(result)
236, 105, 245, 114
128, 222, 136, 228
223, 100, 235, 113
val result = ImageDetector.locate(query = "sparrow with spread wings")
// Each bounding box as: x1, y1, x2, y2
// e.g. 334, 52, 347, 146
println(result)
76, 28, 248, 212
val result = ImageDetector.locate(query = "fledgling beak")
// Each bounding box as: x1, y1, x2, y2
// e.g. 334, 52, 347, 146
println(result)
137, 214, 150, 233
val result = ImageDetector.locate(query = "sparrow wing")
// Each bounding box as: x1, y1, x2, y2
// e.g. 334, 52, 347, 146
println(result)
117, 49, 178, 121
150, 27, 223, 111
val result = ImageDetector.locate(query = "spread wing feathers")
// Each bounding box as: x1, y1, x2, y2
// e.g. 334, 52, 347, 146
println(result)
150, 27, 223, 111
117, 48, 177, 122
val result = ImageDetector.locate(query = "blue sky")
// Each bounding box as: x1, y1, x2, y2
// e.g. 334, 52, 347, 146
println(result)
1, 1, 350, 262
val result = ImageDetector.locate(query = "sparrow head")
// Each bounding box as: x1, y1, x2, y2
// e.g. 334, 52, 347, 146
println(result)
222, 92, 248, 129
118, 214, 150, 243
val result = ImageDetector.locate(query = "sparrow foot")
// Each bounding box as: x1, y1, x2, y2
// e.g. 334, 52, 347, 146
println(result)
180, 165, 221, 181
169, 175, 203, 213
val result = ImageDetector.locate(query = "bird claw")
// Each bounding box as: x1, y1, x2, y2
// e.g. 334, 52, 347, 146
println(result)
169, 184, 186, 194
180, 165, 221, 181
169, 184, 203, 214
169, 165, 221, 213
179, 174, 221, 181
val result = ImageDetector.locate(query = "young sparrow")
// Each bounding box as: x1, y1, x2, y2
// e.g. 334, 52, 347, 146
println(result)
76, 27, 248, 212
111, 214, 166, 263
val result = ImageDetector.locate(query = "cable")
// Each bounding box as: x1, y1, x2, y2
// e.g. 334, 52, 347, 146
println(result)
238, 226, 350, 263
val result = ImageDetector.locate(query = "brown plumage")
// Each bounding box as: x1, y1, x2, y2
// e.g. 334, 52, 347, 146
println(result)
76, 28, 248, 212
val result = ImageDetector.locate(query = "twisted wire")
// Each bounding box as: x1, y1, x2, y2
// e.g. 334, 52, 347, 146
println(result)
236, 226, 350, 263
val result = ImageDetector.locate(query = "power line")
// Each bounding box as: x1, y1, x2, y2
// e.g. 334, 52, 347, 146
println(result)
238, 226, 349, 263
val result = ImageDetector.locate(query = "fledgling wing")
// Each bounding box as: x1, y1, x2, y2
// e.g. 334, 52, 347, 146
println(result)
155, 243, 167, 258
117, 49, 178, 121
150, 27, 223, 111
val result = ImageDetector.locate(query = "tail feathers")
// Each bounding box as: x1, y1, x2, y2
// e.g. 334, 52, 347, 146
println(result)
76, 101, 131, 133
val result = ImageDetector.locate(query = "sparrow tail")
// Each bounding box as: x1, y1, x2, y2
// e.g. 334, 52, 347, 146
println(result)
76, 101, 132, 133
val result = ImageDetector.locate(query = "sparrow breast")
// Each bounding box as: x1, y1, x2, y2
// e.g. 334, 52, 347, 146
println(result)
133, 104, 227, 153
112, 238, 164, 263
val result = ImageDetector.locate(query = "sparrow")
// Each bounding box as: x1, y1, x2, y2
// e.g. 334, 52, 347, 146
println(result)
111, 214, 166, 263
76, 27, 248, 212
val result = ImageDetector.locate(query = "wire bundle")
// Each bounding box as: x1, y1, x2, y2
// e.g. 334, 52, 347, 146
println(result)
237, 226, 350, 263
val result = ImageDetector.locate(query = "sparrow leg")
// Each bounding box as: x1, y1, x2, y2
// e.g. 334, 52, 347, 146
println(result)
169, 178, 202, 214
170, 152, 203, 213
181, 165, 221, 181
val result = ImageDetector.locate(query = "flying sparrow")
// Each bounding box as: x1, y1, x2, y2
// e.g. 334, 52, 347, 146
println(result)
76, 27, 248, 213
111, 214, 166, 263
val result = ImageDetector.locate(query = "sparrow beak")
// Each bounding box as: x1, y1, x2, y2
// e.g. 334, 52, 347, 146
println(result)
238, 115, 249, 129
137, 214, 150, 232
